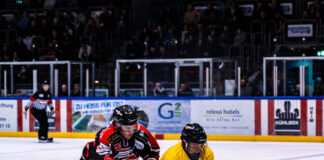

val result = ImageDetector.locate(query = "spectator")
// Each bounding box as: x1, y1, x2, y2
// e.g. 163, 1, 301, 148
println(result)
0, 15, 7, 29
72, 83, 80, 96
252, 0, 270, 21
302, 9, 311, 19
163, 28, 177, 47
117, 9, 129, 40
233, 28, 245, 45
226, 1, 243, 20
28, 20, 39, 36
152, 25, 164, 43
8, 13, 18, 29
59, 83, 68, 96
78, 42, 92, 61
220, 25, 233, 56
39, 42, 57, 61
184, 4, 200, 26
194, 39, 208, 57
151, 82, 167, 96
139, 27, 151, 42
126, 39, 138, 59
178, 82, 193, 97
269, 0, 283, 19
43, 0, 56, 10
83, 18, 97, 45
71, 17, 84, 39
17, 11, 31, 33
179, 38, 193, 58
161, 5, 176, 25
201, 3, 217, 25
310, 0, 322, 18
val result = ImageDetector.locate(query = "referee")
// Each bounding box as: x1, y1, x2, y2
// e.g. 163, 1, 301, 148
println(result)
23, 80, 54, 143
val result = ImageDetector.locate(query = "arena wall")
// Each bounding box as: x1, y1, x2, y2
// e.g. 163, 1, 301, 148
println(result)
0, 97, 324, 142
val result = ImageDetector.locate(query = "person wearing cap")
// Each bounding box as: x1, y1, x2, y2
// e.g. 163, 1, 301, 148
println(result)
161, 123, 214, 160
23, 80, 54, 143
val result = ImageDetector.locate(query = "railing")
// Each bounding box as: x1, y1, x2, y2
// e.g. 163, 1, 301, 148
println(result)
0, 61, 95, 97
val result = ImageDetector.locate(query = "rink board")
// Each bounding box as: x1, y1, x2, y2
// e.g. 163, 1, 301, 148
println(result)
0, 97, 323, 142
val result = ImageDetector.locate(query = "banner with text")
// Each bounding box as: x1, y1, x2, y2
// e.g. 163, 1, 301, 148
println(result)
72, 100, 125, 132
126, 100, 191, 134
0, 100, 17, 131
287, 24, 313, 38
191, 100, 255, 135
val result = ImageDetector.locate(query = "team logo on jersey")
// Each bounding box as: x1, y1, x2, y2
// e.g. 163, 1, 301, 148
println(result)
114, 143, 121, 151
135, 140, 144, 150
39, 94, 44, 98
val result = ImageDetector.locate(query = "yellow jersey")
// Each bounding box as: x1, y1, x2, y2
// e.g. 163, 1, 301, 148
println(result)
161, 142, 214, 160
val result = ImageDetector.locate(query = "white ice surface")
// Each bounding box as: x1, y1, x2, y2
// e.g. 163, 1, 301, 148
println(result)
1, 138, 324, 160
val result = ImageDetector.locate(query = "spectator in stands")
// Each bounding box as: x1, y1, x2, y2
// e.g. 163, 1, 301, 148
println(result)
194, 39, 207, 58
310, 0, 322, 18
201, 3, 217, 25
8, 13, 18, 29
17, 11, 31, 34
233, 28, 245, 45
161, 5, 176, 25
184, 4, 200, 26
43, 0, 56, 10
226, 1, 243, 20
163, 28, 177, 48
72, 83, 81, 96
99, 7, 114, 33
206, 35, 216, 57
71, 17, 84, 40
178, 82, 193, 97
152, 25, 164, 44
139, 27, 151, 42
9, 36, 28, 61
252, 0, 270, 21
117, 9, 129, 40
151, 82, 167, 97
59, 83, 68, 96
0, 15, 7, 29
126, 39, 138, 59
220, 25, 233, 56
78, 42, 92, 61
269, 0, 283, 19
39, 42, 57, 61
179, 37, 193, 58
302, 9, 311, 19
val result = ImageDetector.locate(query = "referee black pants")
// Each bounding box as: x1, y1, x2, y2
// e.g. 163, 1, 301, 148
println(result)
31, 108, 48, 139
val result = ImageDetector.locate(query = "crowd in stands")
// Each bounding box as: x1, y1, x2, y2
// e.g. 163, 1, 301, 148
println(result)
0, 0, 324, 96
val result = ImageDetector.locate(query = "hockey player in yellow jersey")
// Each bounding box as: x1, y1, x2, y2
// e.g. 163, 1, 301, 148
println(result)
161, 123, 214, 160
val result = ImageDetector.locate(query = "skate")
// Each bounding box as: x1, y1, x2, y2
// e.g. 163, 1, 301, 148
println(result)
38, 136, 47, 143
47, 137, 53, 143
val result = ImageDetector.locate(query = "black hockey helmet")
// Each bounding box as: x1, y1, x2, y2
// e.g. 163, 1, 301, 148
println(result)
42, 80, 49, 85
112, 105, 138, 126
181, 123, 207, 144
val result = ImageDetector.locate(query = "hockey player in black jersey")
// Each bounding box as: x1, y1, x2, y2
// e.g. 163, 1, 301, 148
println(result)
23, 80, 55, 143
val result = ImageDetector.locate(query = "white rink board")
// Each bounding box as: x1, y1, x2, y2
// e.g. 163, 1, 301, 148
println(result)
0, 100, 17, 131
191, 100, 255, 135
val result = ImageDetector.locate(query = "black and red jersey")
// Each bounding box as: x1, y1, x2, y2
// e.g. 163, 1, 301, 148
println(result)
25, 90, 53, 111
96, 123, 160, 160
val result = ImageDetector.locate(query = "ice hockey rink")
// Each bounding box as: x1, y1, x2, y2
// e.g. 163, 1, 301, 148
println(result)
1, 138, 324, 160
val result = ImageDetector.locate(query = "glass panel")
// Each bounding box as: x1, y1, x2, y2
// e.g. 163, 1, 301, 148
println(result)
312, 60, 324, 96
119, 62, 144, 97
179, 66, 198, 97
213, 60, 237, 96
282, 61, 301, 96
147, 63, 174, 97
